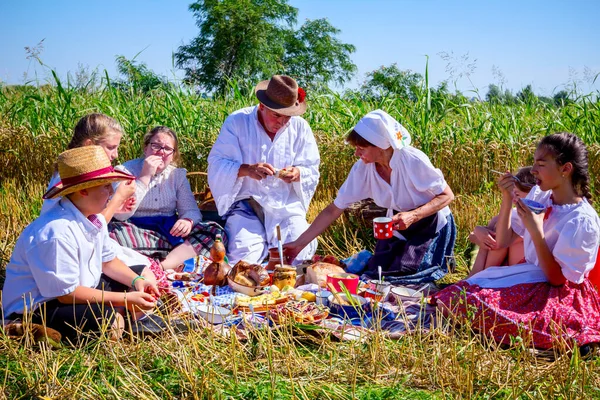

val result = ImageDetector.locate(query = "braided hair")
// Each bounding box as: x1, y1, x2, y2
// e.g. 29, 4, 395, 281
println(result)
538, 132, 592, 203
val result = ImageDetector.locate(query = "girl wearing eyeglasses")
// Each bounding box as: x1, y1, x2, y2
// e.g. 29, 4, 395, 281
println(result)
111, 126, 227, 272
467, 166, 536, 277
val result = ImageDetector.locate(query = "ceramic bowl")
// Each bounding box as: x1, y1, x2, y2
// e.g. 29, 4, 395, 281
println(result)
327, 293, 370, 320
391, 286, 424, 303
521, 198, 546, 214
196, 304, 231, 324
227, 275, 267, 297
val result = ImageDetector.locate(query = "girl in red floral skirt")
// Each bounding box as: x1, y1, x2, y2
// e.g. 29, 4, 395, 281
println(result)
436, 132, 600, 350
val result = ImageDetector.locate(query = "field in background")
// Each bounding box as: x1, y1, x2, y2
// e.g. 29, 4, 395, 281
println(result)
1, 79, 600, 398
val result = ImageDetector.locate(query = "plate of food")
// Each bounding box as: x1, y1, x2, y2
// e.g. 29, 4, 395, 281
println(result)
166, 271, 202, 285
268, 300, 329, 324
228, 260, 271, 296
234, 290, 290, 312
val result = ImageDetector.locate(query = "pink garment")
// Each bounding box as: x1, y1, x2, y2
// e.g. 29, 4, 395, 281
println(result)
435, 279, 600, 349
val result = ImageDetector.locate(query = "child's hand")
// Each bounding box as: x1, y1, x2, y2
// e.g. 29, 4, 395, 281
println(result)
516, 199, 545, 239
497, 172, 515, 200
134, 278, 160, 299
115, 179, 136, 201
472, 226, 497, 249
170, 218, 193, 237
124, 292, 156, 312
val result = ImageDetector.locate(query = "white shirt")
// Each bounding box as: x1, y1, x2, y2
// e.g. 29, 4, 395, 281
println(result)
3, 198, 118, 316
207, 105, 320, 221
113, 158, 202, 223
40, 172, 150, 268
334, 146, 450, 234
467, 186, 600, 288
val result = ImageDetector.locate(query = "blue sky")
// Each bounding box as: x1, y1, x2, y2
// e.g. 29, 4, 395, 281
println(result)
1, 0, 598, 96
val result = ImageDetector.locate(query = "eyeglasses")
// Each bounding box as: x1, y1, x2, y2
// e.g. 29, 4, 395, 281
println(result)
149, 142, 174, 155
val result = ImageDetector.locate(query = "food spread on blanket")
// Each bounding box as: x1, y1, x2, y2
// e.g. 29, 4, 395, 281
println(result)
268, 300, 329, 323
166, 272, 202, 282
229, 260, 270, 287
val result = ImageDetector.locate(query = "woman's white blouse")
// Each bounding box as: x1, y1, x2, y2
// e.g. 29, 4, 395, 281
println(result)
334, 146, 450, 233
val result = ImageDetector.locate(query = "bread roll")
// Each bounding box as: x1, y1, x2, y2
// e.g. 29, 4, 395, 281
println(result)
306, 262, 345, 287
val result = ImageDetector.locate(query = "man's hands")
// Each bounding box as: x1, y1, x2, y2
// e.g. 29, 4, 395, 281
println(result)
278, 167, 300, 183
239, 163, 299, 183
170, 218, 193, 237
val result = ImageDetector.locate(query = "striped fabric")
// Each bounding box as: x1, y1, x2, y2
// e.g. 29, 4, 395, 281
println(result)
108, 219, 227, 261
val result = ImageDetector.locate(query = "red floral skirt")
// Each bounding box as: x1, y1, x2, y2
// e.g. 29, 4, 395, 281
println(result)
435, 279, 600, 349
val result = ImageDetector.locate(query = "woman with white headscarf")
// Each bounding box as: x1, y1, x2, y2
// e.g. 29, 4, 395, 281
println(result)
284, 110, 456, 284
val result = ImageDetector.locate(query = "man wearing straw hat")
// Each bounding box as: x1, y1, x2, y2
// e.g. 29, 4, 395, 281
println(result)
2, 146, 162, 342
208, 75, 320, 265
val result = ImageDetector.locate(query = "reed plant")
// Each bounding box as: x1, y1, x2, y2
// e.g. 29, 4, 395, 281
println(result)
1, 74, 600, 398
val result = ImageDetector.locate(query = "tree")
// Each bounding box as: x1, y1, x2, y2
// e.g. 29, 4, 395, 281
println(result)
174, 0, 356, 94
516, 84, 537, 103
283, 18, 356, 89
113, 55, 168, 93
553, 90, 571, 107
360, 64, 423, 101
485, 84, 502, 103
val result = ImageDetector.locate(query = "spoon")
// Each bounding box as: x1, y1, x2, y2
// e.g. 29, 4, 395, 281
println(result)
378, 265, 383, 283
490, 169, 522, 183
276, 224, 285, 267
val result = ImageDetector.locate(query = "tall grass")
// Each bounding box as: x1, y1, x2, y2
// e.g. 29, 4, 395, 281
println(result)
1, 74, 600, 398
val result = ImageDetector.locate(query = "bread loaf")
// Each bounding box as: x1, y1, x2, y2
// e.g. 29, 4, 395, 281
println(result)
306, 262, 345, 287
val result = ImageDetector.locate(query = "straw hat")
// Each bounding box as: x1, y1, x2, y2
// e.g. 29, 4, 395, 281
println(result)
255, 75, 307, 116
43, 146, 135, 199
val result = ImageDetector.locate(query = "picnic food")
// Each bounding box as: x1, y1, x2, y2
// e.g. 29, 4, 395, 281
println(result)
268, 300, 329, 324
306, 262, 345, 287
272, 265, 297, 289
203, 235, 231, 286
231, 260, 270, 287
234, 290, 289, 311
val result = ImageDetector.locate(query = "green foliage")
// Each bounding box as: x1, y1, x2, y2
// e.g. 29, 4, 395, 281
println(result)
361, 63, 424, 101
283, 18, 357, 89
113, 55, 169, 93
174, 0, 356, 94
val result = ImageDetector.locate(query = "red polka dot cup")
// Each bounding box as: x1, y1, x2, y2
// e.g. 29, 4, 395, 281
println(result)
373, 217, 393, 240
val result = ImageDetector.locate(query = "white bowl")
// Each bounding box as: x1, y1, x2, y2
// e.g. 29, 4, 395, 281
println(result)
521, 199, 545, 214
196, 304, 231, 324
391, 286, 424, 303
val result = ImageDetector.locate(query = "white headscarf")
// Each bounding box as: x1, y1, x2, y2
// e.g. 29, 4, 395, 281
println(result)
353, 109, 411, 150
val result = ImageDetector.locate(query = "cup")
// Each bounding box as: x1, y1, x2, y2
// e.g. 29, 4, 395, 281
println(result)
316, 290, 331, 306
267, 247, 283, 270
363, 289, 384, 302
373, 217, 393, 240
326, 273, 359, 294
368, 279, 391, 300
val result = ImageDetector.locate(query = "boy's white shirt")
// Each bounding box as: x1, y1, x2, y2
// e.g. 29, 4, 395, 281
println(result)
2, 198, 118, 316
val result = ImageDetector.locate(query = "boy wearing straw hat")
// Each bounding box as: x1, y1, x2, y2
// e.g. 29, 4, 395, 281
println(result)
208, 75, 320, 265
2, 146, 161, 341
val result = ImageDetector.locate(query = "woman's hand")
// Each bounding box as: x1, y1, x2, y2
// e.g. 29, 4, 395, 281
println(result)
114, 179, 136, 201
134, 277, 160, 299
392, 211, 417, 231
141, 155, 164, 179
124, 291, 157, 312
471, 226, 497, 249
516, 199, 545, 240
279, 166, 300, 183
170, 218, 193, 237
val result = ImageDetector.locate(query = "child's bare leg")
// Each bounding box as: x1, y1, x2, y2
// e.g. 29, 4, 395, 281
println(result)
483, 247, 509, 269
468, 246, 488, 278
507, 239, 525, 266
160, 240, 196, 270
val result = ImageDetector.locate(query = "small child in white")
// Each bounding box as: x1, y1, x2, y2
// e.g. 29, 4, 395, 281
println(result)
2, 146, 160, 342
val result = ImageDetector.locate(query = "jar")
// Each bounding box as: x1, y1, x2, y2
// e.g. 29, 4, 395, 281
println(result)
272, 265, 297, 290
